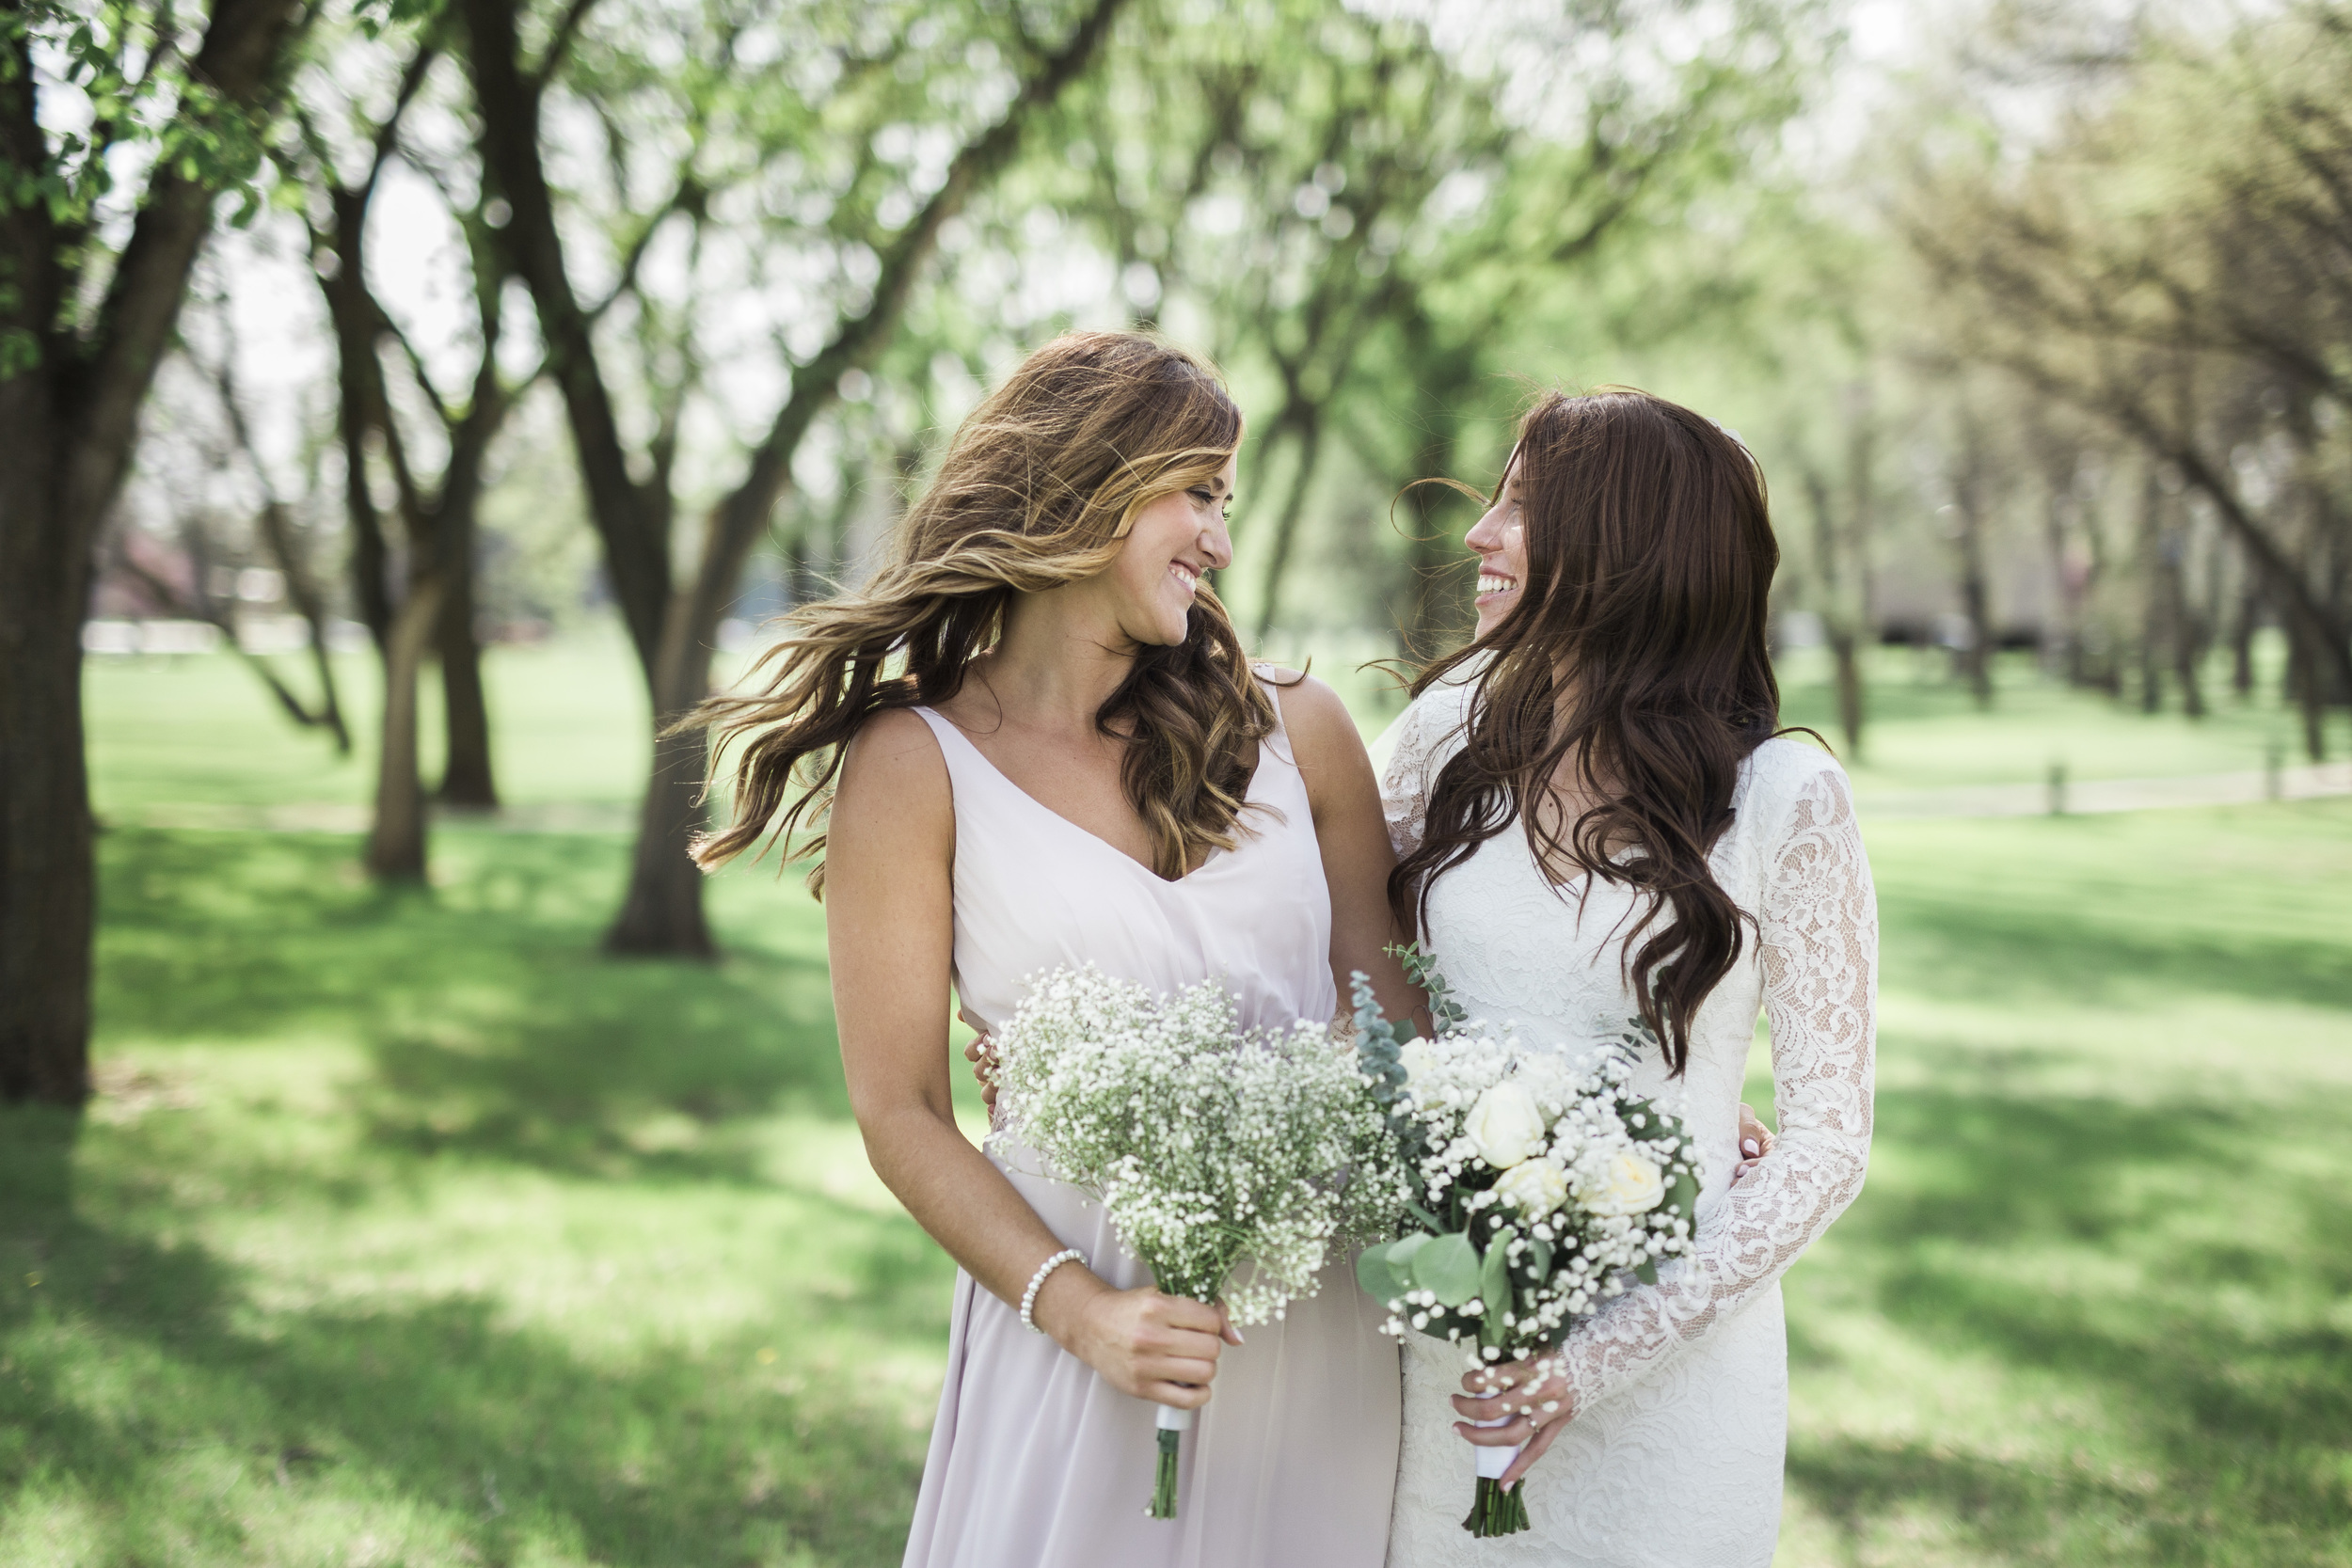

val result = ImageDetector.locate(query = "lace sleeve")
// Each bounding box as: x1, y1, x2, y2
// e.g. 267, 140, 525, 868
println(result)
1377, 681, 1473, 859
1551, 762, 1877, 1415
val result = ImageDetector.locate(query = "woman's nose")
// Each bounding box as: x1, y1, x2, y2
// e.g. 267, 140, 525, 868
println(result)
1202, 515, 1234, 571
1464, 503, 1504, 554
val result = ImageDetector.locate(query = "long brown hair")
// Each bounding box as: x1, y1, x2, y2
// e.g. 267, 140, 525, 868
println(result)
689, 330, 1273, 892
1390, 388, 1788, 1075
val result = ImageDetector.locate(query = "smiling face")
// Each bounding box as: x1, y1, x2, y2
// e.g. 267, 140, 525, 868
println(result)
1464, 455, 1529, 641
1097, 450, 1238, 646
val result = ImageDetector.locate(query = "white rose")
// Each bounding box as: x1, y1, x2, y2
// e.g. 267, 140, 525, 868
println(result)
1463, 1081, 1548, 1168
1494, 1156, 1569, 1219
1583, 1149, 1666, 1216
1398, 1038, 1438, 1084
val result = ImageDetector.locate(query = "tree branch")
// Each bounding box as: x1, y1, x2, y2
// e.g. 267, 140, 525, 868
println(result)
532, 0, 602, 88
59, 0, 309, 550
462, 0, 670, 671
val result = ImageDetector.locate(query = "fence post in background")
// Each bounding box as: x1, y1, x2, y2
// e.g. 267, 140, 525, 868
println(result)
2047, 758, 2068, 816
2265, 739, 2284, 801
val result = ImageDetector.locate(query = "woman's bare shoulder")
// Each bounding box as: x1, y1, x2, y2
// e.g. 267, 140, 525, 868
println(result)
834, 707, 952, 816
1257, 668, 1368, 769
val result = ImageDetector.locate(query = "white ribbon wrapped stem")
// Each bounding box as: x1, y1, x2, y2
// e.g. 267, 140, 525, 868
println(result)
1470, 1414, 1523, 1481
1155, 1403, 1195, 1432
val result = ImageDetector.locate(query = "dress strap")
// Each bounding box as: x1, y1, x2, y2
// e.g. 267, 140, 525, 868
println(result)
1250, 663, 1302, 774
908, 706, 993, 798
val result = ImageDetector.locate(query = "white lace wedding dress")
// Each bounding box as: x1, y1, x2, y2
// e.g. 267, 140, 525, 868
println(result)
1376, 676, 1877, 1568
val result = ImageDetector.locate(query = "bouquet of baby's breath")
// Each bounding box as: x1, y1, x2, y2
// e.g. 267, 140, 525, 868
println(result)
992, 964, 1403, 1520
1350, 947, 1702, 1538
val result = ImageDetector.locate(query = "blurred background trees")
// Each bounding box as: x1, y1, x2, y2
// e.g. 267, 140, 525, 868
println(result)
8, 0, 2352, 1105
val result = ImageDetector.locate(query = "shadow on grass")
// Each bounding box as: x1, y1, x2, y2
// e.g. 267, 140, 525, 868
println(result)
0, 1110, 927, 1568
1793, 1084, 2352, 1563
98, 829, 849, 1183
1876, 886, 2352, 1013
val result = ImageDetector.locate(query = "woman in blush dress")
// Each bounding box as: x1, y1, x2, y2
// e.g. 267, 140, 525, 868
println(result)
1376, 389, 1876, 1568
688, 331, 1418, 1568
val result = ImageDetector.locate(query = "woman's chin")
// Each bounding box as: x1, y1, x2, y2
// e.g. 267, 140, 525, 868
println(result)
1472, 594, 1518, 641
1124, 608, 1193, 648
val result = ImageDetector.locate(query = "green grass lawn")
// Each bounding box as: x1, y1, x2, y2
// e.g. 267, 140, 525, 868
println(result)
6, 644, 2349, 1566
82, 632, 2351, 825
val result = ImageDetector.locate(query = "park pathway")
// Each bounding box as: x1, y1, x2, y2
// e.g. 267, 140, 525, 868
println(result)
1857, 760, 2352, 820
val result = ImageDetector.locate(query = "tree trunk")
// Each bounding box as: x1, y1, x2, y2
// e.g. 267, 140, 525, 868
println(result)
1824, 626, 1863, 753
1252, 404, 1321, 644
2231, 580, 2261, 698
435, 506, 498, 808
605, 713, 718, 958
0, 484, 97, 1107
2137, 471, 2167, 714
2287, 627, 2328, 760
0, 0, 306, 1106
1949, 480, 1995, 708
1804, 425, 1872, 760
2040, 468, 2086, 688
605, 599, 717, 957
2163, 519, 2205, 719
365, 579, 447, 881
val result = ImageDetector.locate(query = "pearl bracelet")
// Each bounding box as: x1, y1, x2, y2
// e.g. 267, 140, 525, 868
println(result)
1019, 1247, 1088, 1334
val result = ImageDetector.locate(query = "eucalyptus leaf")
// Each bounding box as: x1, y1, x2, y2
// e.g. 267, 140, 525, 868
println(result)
1355, 1243, 1410, 1307
1623, 1098, 1672, 1141
1667, 1169, 1699, 1218
1479, 1226, 1515, 1317
1413, 1232, 1482, 1307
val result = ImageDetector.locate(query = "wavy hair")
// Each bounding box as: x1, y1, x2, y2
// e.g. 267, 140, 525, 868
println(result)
688, 330, 1273, 893
1390, 388, 1792, 1075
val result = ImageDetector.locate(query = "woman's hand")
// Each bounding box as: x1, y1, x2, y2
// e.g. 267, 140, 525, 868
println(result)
1453, 1355, 1574, 1489
960, 1006, 999, 1113
1032, 1268, 1244, 1409
1732, 1101, 1775, 1184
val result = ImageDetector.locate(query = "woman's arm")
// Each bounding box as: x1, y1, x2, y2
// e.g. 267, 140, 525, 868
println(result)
1454, 760, 1877, 1483
827, 709, 1237, 1408
1269, 672, 1423, 1028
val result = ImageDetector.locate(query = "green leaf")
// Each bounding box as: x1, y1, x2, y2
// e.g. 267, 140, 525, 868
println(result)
1623, 1098, 1675, 1141
1525, 1233, 1553, 1283
1479, 1225, 1515, 1317
1666, 1168, 1699, 1219
1355, 1242, 1409, 1307
1635, 1259, 1659, 1286
1404, 1198, 1447, 1233
1412, 1231, 1482, 1307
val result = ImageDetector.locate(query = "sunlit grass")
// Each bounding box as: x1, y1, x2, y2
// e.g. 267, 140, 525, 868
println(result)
1, 827, 974, 1567
1772, 637, 2350, 795
13, 644, 2349, 1565
1761, 800, 2352, 1567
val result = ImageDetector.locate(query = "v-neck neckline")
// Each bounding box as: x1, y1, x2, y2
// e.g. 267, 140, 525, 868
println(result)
923, 709, 1263, 887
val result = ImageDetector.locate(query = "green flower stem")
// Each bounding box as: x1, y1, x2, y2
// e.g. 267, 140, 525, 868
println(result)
1149, 1427, 1182, 1520
1462, 1476, 1533, 1537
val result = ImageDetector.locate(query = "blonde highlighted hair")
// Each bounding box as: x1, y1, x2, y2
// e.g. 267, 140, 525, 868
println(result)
690, 330, 1274, 891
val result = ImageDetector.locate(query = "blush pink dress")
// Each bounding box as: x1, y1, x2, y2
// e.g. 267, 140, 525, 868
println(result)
898, 678, 1401, 1568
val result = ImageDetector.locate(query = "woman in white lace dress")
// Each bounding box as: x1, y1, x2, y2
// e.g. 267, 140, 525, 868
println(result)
1376, 389, 1877, 1567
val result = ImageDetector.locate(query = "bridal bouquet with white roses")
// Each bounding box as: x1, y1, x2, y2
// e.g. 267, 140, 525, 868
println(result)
991, 965, 1404, 1521
1349, 948, 1701, 1538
